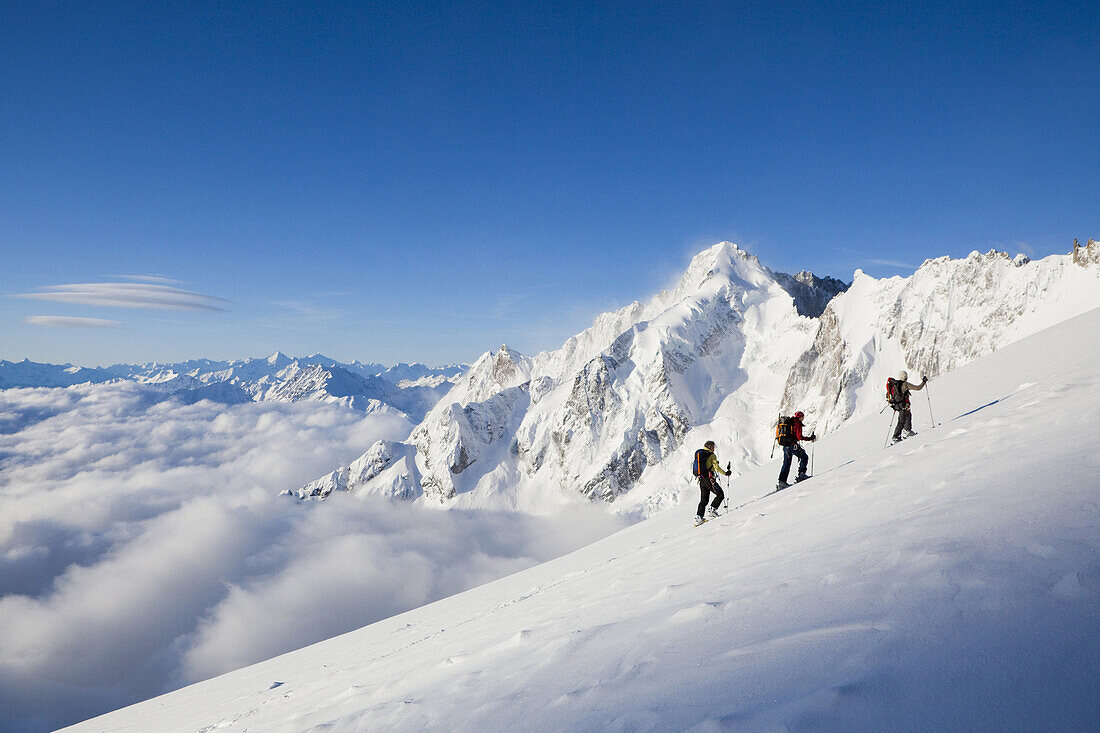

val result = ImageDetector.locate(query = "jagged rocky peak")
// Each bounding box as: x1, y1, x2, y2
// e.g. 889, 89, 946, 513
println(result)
449, 344, 533, 407
771, 269, 850, 318
1073, 238, 1099, 267
920, 248, 1022, 272
490, 345, 521, 382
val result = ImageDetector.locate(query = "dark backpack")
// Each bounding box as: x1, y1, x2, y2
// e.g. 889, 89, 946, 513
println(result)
692, 448, 713, 476
886, 377, 907, 409
776, 417, 795, 446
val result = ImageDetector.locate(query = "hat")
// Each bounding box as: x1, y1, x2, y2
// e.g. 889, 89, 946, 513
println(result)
793, 411, 804, 420
898, 370, 908, 381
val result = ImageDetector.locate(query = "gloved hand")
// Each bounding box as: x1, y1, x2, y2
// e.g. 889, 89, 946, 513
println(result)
808, 433, 817, 441
922, 375, 928, 383
726, 462, 731, 473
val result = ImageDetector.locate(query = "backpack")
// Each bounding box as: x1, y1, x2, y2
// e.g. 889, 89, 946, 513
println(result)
692, 448, 713, 476
886, 377, 907, 409
776, 416, 795, 446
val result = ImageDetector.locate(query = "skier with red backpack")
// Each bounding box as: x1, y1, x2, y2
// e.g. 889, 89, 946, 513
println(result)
692, 440, 730, 526
775, 411, 816, 489
886, 370, 927, 443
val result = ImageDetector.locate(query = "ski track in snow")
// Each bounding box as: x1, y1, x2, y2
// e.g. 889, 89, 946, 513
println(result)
61, 308, 1100, 732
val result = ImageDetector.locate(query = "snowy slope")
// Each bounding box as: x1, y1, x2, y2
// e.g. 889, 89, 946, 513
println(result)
65, 307, 1100, 732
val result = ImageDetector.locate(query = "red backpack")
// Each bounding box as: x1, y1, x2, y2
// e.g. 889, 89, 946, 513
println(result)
886, 377, 907, 409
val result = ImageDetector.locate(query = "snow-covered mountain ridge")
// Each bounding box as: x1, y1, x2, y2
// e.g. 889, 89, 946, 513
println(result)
0, 354, 466, 422
784, 240, 1100, 431
64, 305, 1100, 732
297, 240, 1100, 517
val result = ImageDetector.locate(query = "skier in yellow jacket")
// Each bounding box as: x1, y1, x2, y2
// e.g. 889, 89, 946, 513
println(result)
693, 440, 731, 526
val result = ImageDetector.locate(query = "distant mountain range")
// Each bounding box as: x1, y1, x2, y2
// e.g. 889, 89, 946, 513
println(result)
0, 353, 466, 423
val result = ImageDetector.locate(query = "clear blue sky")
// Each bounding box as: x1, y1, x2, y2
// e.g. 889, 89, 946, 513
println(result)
2, 1, 1097, 367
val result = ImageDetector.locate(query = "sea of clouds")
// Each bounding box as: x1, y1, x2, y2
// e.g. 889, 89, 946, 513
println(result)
0, 383, 625, 732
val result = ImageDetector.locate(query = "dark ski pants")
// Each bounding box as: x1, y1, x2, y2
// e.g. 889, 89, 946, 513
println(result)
779, 444, 808, 483
697, 475, 723, 517
892, 407, 913, 439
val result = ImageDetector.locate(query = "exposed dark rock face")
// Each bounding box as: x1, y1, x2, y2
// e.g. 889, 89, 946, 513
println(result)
772, 270, 850, 318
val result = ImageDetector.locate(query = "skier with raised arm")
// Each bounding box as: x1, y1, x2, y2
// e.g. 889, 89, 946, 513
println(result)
692, 440, 730, 526
776, 411, 816, 489
887, 370, 928, 443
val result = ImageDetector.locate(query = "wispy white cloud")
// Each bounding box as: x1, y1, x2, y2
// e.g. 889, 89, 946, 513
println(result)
23, 316, 120, 329
13, 283, 230, 311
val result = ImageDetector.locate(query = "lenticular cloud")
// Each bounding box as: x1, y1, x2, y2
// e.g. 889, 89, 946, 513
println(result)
0, 384, 621, 732
22, 315, 120, 328
13, 281, 230, 311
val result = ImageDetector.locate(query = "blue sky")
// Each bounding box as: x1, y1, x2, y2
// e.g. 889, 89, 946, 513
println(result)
2, 1, 1097, 367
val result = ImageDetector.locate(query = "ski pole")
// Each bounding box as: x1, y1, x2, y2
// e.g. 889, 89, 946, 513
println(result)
724, 468, 730, 512
925, 382, 935, 426
769, 408, 780, 459
883, 410, 896, 448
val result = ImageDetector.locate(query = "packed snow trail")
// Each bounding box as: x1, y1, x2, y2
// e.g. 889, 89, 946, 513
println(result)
63, 309, 1100, 732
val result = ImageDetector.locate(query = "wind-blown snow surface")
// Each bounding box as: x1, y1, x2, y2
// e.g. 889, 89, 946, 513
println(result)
67, 308, 1100, 732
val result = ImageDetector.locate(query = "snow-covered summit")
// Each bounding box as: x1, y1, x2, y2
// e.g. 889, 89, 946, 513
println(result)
264, 351, 292, 368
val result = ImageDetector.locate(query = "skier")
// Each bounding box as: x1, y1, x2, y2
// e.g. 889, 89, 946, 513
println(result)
693, 440, 730, 526
888, 370, 927, 443
776, 411, 816, 489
